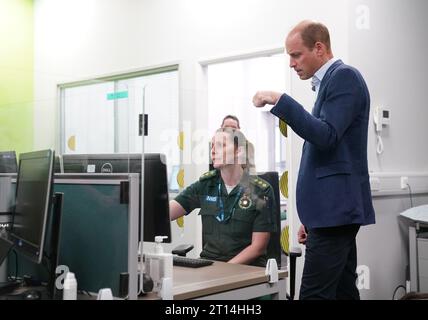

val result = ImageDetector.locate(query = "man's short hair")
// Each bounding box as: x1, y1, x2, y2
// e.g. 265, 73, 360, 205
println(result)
300, 22, 331, 51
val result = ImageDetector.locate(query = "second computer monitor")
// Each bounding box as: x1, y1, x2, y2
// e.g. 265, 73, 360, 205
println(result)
62, 153, 171, 243
0, 151, 18, 173
10, 149, 55, 264
142, 154, 171, 243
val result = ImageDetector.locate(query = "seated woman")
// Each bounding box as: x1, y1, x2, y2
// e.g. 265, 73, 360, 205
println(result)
169, 127, 277, 267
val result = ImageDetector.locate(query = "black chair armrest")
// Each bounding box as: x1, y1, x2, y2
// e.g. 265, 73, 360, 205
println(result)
289, 246, 302, 258
171, 244, 194, 256
287, 246, 302, 300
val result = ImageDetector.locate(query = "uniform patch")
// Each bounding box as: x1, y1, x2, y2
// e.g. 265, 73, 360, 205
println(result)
238, 194, 252, 209
206, 195, 217, 202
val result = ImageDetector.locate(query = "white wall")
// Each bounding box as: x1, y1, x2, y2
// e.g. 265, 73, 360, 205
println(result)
348, 0, 428, 173
34, 0, 349, 163
347, 0, 428, 299
33, 0, 428, 299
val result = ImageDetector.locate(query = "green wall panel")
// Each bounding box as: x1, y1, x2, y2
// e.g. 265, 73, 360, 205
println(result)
0, 0, 34, 154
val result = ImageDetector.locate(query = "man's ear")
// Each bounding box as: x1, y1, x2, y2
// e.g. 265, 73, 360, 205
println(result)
314, 41, 326, 56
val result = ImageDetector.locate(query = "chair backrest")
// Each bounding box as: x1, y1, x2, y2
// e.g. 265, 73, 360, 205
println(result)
257, 171, 281, 268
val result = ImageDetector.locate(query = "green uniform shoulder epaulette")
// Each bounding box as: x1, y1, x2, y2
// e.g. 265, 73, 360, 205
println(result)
250, 176, 271, 191
199, 170, 218, 181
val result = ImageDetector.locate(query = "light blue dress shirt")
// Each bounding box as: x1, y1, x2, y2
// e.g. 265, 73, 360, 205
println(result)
311, 58, 338, 97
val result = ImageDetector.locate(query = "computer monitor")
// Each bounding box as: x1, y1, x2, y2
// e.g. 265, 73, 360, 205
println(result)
54, 155, 62, 173
10, 149, 55, 264
62, 153, 141, 173
142, 154, 171, 243
0, 151, 17, 173
61, 153, 171, 243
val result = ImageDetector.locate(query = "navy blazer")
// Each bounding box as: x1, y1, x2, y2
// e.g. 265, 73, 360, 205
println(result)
271, 60, 375, 228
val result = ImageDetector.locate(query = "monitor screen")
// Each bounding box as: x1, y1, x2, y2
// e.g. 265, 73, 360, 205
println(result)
0, 151, 17, 173
143, 154, 171, 243
62, 153, 171, 243
62, 153, 141, 173
10, 149, 55, 264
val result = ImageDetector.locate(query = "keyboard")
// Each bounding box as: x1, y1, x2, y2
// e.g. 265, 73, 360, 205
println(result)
173, 255, 214, 268
0, 281, 22, 296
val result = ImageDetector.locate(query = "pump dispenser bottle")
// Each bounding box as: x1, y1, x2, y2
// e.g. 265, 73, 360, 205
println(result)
154, 236, 173, 280
63, 272, 77, 300
146, 236, 173, 294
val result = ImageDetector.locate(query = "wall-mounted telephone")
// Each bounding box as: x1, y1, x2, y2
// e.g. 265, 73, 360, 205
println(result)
373, 106, 390, 155
373, 106, 390, 132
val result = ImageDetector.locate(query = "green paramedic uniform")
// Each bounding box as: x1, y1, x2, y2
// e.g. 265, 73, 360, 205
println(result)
174, 170, 277, 267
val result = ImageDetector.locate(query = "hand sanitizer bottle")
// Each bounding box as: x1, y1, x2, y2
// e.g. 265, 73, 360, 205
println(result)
63, 272, 77, 300
154, 236, 173, 280
147, 236, 173, 294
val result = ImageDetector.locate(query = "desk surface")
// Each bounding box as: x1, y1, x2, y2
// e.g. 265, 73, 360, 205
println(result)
172, 261, 287, 300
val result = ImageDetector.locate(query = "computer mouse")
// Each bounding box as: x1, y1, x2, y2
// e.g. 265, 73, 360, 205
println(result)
23, 290, 42, 300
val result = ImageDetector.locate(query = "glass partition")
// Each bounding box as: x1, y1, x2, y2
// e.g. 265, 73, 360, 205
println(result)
60, 68, 180, 192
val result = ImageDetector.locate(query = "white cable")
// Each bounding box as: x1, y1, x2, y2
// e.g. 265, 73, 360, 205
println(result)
137, 241, 144, 296
376, 132, 384, 155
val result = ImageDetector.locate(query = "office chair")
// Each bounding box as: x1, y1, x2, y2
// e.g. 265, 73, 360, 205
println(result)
171, 244, 194, 256
258, 171, 301, 300
256, 172, 281, 268
280, 225, 302, 300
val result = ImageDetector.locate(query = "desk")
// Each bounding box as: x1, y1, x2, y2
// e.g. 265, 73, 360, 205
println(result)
1, 262, 287, 300
170, 261, 287, 300
409, 222, 428, 292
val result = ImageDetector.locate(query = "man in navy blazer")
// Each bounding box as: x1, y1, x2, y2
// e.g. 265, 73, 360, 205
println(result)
253, 20, 375, 299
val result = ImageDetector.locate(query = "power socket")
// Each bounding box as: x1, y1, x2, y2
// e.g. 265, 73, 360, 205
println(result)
369, 177, 380, 191
400, 176, 409, 189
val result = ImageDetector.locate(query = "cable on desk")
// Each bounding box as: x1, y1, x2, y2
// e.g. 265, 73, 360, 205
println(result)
392, 284, 406, 300
12, 249, 18, 281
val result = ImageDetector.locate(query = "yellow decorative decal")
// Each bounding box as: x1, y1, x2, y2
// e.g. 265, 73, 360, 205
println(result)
177, 131, 184, 150
177, 168, 184, 188
280, 225, 290, 254
280, 171, 288, 198
176, 216, 184, 228
67, 135, 76, 151
279, 120, 288, 137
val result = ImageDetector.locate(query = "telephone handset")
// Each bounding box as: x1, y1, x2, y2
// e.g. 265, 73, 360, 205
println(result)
373, 106, 390, 132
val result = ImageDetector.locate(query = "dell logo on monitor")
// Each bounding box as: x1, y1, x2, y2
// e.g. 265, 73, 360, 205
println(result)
101, 162, 113, 173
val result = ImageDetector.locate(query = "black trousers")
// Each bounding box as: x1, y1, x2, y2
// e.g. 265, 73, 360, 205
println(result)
299, 224, 360, 300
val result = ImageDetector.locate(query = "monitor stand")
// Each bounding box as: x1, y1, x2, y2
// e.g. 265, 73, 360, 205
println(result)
0, 193, 64, 299
0, 192, 64, 299
0, 230, 20, 296
44, 192, 63, 300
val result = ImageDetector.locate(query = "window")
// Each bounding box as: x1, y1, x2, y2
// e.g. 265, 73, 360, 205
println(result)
206, 54, 286, 173
59, 66, 180, 190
